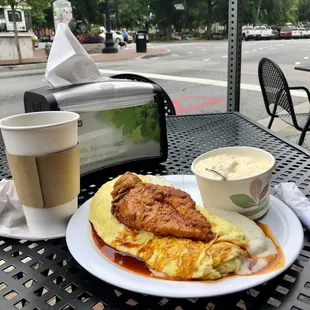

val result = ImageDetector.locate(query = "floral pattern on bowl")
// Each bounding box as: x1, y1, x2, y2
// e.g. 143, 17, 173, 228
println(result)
230, 178, 269, 209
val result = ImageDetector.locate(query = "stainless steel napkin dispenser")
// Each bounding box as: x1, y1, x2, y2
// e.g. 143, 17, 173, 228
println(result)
24, 79, 168, 175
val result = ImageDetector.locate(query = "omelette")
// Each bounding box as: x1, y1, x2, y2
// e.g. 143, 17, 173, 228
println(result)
89, 172, 263, 281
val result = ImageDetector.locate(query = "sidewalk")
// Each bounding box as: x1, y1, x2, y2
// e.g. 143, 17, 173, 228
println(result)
0, 47, 170, 66
257, 101, 310, 150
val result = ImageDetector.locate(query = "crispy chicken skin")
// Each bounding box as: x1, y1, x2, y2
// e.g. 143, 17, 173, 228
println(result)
111, 172, 215, 242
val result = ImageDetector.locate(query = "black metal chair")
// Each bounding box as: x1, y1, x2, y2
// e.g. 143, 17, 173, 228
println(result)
258, 57, 310, 146
111, 73, 176, 116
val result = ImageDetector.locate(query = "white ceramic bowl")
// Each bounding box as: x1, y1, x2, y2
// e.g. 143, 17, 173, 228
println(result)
191, 147, 276, 220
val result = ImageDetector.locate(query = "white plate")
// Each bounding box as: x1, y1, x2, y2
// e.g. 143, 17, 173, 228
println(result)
0, 223, 65, 241
66, 175, 304, 298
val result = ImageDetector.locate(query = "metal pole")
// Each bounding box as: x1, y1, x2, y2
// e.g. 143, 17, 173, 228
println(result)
102, 0, 118, 53
227, 0, 243, 112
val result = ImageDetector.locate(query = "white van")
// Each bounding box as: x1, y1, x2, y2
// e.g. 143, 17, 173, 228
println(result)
0, 7, 27, 31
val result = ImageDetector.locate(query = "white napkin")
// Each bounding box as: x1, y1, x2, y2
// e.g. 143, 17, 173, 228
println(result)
274, 182, 310, 230
45, 23, 101, 88
0, 179, 28, 237
0, 179, 63, 240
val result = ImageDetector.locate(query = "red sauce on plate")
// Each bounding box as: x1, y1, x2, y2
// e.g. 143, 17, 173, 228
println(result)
91, 222, 285, 278
91, 224, 152, 277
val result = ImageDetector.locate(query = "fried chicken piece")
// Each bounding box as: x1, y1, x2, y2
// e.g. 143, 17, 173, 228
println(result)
111, 172, 215, 242
111, 172, 142, 202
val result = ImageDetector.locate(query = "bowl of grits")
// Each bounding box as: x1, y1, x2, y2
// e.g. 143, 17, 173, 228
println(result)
191, 147, 276, 220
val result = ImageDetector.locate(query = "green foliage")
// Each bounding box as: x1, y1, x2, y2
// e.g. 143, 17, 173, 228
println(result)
110, 0, 150, 30
0, 0, 51, 26
259, 0, 298, 25
89, 25, 101, 35
71, 0, 104, 26
149, 0, 173, 32
3, 0, 300, 35
298, 0, 310, 22
0, 0, 50, 11
99, 104, 160, 143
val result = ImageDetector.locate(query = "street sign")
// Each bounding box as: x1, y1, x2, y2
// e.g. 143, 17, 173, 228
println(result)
53, 0, 73, 31
174, 3, 185, 10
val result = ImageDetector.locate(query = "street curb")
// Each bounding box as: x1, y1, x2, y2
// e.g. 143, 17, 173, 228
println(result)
0, 68, 46, 79
0, 49, 171, 74
0, 62, 46, 77
0, 62, 47, 72
137, 49, 171, 60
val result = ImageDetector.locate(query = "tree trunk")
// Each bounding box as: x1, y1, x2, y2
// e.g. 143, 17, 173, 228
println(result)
256, 0, 262, 24
206, 0, 213, 40
11, 5, 22, 64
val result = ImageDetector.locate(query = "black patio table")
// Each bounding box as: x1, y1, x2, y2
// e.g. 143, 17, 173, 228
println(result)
1, 112, 310, 310
295, 65, 310, 72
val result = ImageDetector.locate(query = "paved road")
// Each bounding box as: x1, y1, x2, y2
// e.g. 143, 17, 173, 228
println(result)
1, 39, 310, 121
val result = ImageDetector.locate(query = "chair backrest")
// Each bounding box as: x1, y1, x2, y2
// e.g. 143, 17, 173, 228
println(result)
258, 58, 296, 118
111, 73, 176, 115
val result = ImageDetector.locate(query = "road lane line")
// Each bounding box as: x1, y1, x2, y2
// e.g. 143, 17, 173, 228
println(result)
245, 51, 249, 53
188, 51, 193, 54
203, 59, 210, 61
202, 49, 206, 51
99, 69, 307, 98
304, 57, 309, 60
222, 55, 228, 58
253, 49, 257, 51
295, 62, 301, 65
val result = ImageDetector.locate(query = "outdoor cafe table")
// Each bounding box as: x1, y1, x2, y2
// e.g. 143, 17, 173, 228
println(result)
1, 112, 310, 310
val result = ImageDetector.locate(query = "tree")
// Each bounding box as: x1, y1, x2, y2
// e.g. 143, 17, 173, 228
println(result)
149, 0, 174, 38
259, 0, 297, 26
0, 0, 50, 63
297, 0, 310, 23
110, 0, 150, 30
186, 0, 227, 40
71, 0, 104, 25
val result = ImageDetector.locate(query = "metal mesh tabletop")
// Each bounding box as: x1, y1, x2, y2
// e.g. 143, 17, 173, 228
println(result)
1, 113, 310, 310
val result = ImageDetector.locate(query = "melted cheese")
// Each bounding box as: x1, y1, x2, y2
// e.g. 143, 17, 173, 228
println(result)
207, 208, 278, 275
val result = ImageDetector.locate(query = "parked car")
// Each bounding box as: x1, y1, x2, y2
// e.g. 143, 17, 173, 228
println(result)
114, 31, 125, 43
242, 26, 256, 41
99, 29, 124, 43
291, 28, 302, 38
254, 26, 273, 40
279, 27, 292, 39
271, 29, 279, 40
305, 28, 310, 38
299, 28, 308, 38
